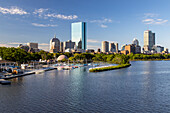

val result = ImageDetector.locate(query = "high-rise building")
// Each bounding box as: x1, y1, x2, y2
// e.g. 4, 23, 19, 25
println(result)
109, 43, 116, 52
115, 43, 119, 53
102, 41, 109, 53
132, 38, 141, 54
153, 45, 164, 53
109, 42, 119, 53
50, 35, 60, 53
143, 30, 155, 52
63, 40, 75, 52
60, 42, 63, 52
71, 22, 87, 50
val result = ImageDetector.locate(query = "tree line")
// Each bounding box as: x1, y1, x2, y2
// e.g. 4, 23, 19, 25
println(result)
1, 47, 170, 64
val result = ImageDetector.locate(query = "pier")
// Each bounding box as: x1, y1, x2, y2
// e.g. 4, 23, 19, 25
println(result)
1, 67, 55, 80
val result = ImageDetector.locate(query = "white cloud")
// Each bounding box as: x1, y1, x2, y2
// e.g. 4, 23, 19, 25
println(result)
8, 42, 26, 45
90, 18, 112, 23
0, 6, 28, 15
33, 8, 48, 18
142, 13, 168, 25
87, 39, 100, 43
32, 23, 57, 27
0, 44, 14, 47
144, 13, 159, 18
90, 18, 113, 28
39, 45, 49, 51
45, 13, 78, 20
100, 24, 108, 28
39, 43, 49, 46
33, 8, 48, 14
33, 8, 78, 20
142, 18, 168, 25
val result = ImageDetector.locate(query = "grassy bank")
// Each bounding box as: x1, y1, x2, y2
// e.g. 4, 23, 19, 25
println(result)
89, 63, 131, 72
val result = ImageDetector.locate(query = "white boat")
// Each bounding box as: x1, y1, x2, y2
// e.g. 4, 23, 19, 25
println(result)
35, 69, 45, 74
57, 66, 64, 70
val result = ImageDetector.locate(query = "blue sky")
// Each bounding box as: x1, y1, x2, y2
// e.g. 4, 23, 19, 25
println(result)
0, 0, 170, 51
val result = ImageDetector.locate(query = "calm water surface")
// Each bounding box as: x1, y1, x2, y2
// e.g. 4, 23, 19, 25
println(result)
1, 61, 170, 113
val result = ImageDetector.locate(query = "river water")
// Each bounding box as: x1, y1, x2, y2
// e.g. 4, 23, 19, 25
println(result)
1, 61, 170, 113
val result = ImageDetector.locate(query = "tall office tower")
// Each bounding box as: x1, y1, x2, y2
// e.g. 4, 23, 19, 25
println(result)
50, 35, 60, 53
143, 30, 155, 51
102, 41, 109, 53
115, 43, 119, 53
60, 42, 63, 52
71, 22, 86, 50
109, 43, 116, 52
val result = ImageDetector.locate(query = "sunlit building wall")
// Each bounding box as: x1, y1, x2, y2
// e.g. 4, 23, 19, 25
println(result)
71, 22, 86, 50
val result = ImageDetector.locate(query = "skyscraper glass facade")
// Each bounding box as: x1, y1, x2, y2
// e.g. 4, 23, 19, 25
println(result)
71, 22, 86, 50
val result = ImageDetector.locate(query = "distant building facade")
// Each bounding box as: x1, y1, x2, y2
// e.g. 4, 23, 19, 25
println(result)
102, 41, 109, 53
27, 43, 38, 49
132, 38, 141, 54
153, 45, 164, 53
27, 42, 39, 52
60, 42, 63, 52
63, 40, 75, 52
143, 30, 155, 52
50, 35, 60, 53
71, 22, 87, 50
109, 42, 118, 53
19, 42, 39, 53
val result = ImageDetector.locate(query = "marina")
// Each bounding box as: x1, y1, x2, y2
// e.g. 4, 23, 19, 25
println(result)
0, 63, 101, 80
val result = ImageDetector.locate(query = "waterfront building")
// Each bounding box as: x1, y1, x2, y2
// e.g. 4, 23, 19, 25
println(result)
109, 42, 119, 53
121, 44, 139, 55
121, 44, 127, 51
102, 41, 109, 53
132, 38, 141, 54
50, 35, 60, 53
162, 48, 169, 54
71, 22, 87, 50
153, 45, 164, 53
63, 40, 75, 52
143, 30, 155, 52
125, 44, 136, 54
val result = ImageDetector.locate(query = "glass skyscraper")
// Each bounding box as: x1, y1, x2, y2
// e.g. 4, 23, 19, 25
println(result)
71, 22, 86, 50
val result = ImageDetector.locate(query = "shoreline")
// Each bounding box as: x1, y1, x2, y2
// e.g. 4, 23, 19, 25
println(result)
130, 59, 170, 61
89, 64, 131, 72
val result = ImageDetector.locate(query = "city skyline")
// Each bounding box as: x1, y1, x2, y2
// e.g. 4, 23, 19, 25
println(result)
0, 0, 170, 51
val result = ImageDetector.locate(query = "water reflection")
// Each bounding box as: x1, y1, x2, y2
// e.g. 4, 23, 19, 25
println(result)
1, 61, 170, 112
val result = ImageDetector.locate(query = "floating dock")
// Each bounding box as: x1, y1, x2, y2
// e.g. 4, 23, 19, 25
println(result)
1, 67, 55, 80
0, 79, 11, 85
